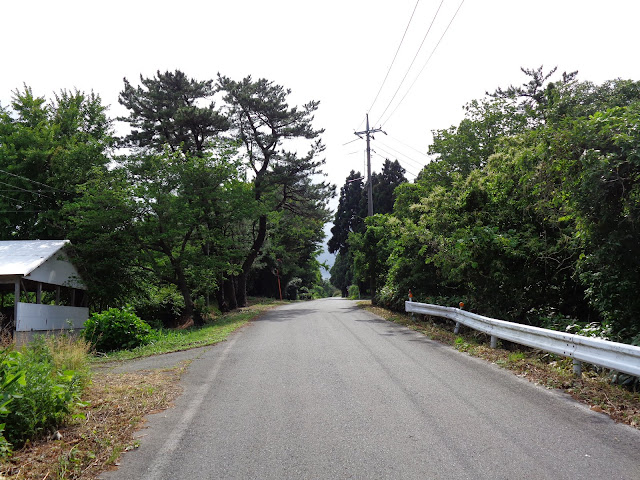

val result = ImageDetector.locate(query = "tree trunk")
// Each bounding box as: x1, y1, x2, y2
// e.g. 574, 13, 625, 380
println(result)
216, 278, 229, 313
236, 273, 247, 308
370, 275, 376, 305
174, 263, 195, 326
236, 214, 268, 307
224, 277, 238, 310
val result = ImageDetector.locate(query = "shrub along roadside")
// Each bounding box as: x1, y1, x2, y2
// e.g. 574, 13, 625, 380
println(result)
0, 336, 91, 458
360, 301, 640, 429
93, 298, 289, 362
83, 306, 153, 353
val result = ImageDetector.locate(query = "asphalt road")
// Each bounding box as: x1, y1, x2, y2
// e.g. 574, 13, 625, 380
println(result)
101, 298, 640, 479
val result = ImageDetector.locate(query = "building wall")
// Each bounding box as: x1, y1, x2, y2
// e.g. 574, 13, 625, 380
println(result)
25, 252, 85, 289
15, 302, 88, 332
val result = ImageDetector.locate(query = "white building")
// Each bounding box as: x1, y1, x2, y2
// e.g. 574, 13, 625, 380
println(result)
0, 240, 88, 343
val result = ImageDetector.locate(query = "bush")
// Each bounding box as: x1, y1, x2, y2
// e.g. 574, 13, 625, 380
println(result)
83, 306, 153, 352
1, 336, 90, 452
0, 348, 25, 457
347, 284, 360, 299
132, 284, 185, 329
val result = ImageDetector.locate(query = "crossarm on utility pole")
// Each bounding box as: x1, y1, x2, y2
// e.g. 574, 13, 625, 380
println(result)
354, 114, 386, 217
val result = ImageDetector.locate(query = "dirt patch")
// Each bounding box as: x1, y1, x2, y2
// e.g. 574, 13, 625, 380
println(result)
1, 367, 184, 479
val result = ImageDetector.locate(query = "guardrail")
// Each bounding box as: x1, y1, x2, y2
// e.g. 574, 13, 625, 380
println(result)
405, 301, 640, 377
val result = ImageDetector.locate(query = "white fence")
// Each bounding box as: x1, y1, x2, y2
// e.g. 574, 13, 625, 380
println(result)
405, 301, 640, 377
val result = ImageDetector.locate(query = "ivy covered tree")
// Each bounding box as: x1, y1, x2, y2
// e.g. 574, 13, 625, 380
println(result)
328, 170, 366, 255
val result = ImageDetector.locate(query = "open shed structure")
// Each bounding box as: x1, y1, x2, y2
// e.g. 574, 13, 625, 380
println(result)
0, 240, 88, 342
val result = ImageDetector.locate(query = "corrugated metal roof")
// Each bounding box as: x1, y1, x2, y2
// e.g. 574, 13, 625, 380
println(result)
0, 240, 70, 276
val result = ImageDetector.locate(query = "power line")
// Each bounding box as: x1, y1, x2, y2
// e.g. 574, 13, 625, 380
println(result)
376, 140, 426, 169
0, 193, 33, 205
370, 149, 419, 178
372, 147, 418, 177
342, 138, 360, 146
386, 133, 430, 158
367, 0, 421, 115
0, 180, 54, 199
372, 0, 445, 126
370, 147, 420, 176
0, 168, 68, 193
0, 210, 45, 214
381, 0, 466, 126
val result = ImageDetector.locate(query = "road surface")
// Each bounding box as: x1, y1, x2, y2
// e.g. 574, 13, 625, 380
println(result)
102, 298, 640, 479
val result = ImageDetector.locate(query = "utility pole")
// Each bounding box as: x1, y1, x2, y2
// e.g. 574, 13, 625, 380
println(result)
355, 114, 385, 216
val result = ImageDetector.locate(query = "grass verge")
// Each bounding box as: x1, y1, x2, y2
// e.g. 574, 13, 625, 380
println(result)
93, 298, 288, 362
361, 301, 640, 430
1, 298, 286, 479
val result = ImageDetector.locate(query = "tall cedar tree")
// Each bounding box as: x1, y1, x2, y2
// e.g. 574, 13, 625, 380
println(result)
328, 170, 366, 255
217, 75, 333, 308
372, 159, 407, 214
329, 161, 406, 296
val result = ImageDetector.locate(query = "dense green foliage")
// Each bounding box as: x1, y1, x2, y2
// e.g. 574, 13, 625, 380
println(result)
0, 338, 89, 453
0, 70, 333, 324
340, 68, 640, 343
217, 75, 334, 308
329, 160, 406, 296
83, 307, 153, 352
0, 349, 25, 456
0, 88, 113, 240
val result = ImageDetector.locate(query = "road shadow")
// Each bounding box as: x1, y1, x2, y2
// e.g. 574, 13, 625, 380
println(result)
253, 308, 320, 322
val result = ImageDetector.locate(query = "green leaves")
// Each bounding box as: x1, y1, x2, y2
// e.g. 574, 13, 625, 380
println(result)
1, 71, 334, 318
345, 70, 640, 342
0, 350, 25, 416
0, 86, 113, 240
0, 338, 90, 453
119, 70, 229, 154
83, 306, 153, 352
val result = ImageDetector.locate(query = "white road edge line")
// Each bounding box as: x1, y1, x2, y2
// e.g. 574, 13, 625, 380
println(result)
141, 334, 240, 480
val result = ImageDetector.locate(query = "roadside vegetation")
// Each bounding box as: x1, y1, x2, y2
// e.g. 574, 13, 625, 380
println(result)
361, 301, 640, 430
0, 298, 284, 479
0, 70, 334, 328
332, 68, 640, 347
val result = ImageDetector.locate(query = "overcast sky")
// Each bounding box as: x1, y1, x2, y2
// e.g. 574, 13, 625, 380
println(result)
3, 0, 640, 272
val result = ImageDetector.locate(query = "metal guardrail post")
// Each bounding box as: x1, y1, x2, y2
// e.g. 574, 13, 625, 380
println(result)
490, 336, 498, 349
454, 302, 464, 334
408, 290, 414, 320
573, 359, 582, 377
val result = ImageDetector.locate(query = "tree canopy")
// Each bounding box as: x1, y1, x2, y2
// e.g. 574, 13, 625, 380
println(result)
0, 70, 334, 326
339, 68, 640, 344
